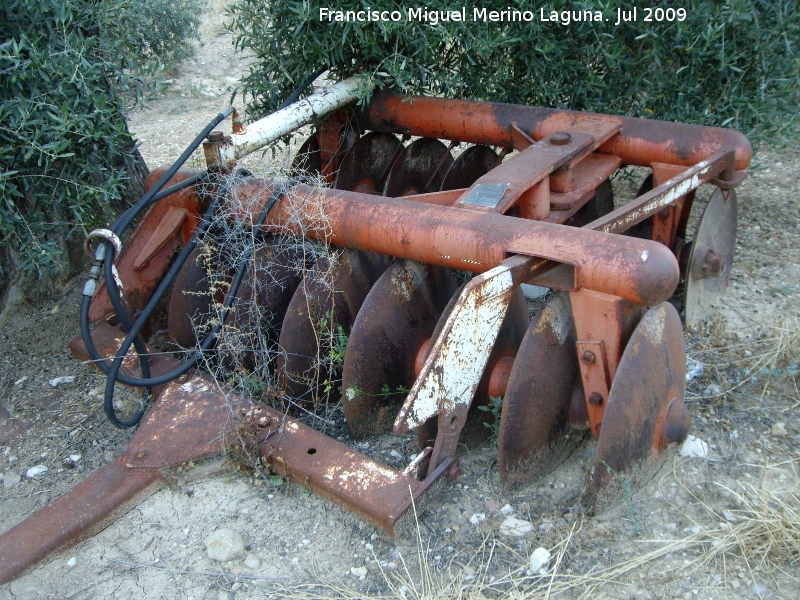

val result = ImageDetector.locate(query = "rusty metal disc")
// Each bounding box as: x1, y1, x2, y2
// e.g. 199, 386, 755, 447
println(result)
334, 132, 403, 195
223, 239, 305, 371
588, 302, 690, 508
341, 261, 457, 440
566, 179, 614, 227
441, 145, 497, 191
416, 283, 529, 449
383, 138, 454, 197
498, 292, 584, 488
291, 135, 321, 177
684, 188, 737, 327
167, 246, 216, 349
277, 250, 391, 409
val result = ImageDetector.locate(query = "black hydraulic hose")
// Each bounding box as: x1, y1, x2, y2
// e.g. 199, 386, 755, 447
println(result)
112, 109, 232, 236
83, 68, 327, 428
277, 65, 328, 110
99, 181, 289, 426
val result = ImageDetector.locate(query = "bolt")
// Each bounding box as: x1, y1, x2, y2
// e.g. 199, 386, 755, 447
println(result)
588, 392, 604, 406
657, 207, 671, 219
581, 350, 596, 365
550, 132, 571, 145
207, 130, 224, 143
136, 451, 146, 459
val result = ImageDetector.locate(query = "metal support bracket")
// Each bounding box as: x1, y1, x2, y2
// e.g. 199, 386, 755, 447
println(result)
393, 255, 535, 473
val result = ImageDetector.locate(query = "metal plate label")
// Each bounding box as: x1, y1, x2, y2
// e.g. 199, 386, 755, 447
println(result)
459, 183, 509, 208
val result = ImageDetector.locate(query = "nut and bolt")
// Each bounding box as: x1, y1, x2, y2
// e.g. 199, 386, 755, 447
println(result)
549, 132, 571, 145
207, 130, 225, 143
581, 350, 596, 365
588, 392, 604, 406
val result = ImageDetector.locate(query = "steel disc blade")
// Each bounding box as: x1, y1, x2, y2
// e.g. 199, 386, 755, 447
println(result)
168, 247, 215, 349
334, 132, 403, 195
498, 292, 582, 488
291, 135, 321, 177
383, 138, 454, 197
223, 239, 305, 371
441, 145, 497, 191
341, 261, 457, 440
566, 179, 614, 227
589, 302, 690, 508
416, 284, 530, 449
277, 250, 391, 408
684, 188, 737, 327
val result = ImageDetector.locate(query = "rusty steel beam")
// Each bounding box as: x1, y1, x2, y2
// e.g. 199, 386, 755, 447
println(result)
362, 92, 752, 172
232, 180, 680, 307
0, 459, 163, 585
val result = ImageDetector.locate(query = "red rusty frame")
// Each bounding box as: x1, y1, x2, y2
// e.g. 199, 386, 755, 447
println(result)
1, 89, 754, 585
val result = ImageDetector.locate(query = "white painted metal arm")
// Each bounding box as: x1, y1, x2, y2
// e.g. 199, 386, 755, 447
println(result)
216, 76, 373, 168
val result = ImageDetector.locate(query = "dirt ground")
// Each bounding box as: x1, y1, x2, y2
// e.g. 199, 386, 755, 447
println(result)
1, 3, 799, 599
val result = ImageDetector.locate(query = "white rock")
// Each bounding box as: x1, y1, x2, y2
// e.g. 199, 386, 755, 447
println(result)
499, 503, 515, 515
469, 513, 486, 525
528, 547, 552, 574
69, 454, 82, 462
680, 436, 709, 459
685, 359, 705, 382
389, 450, 403, 460
26, 464, 48, 478
3, 471, 20, 487
771, 422, 788, 437
205, 528, 245, 561
499, 517, 534, 537
48, 376, 75, 387
723, 510, 739, 523
66, 557, 77, 567
243, 554, 261, 570
350, 566, 368, 580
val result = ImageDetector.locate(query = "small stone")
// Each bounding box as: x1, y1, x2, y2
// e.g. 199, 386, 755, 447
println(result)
389, 450, 403, 460
351, 566, 368, 580
205, 528, 246, 561
26, 464, 48, 478
485, 500, 502, 513
3, 471, 20, 487
680, 436, 709, 459
66, 557, 77, 567
48, 376, 75, 387
229, 566, 242, 575
469, 513, 486, 525
499, 516, 534, 537
723, 510, 739, 523
771, 422, 788, 437
70, 454, 82, 462
752, 583, 767, 595
244, 554, 261, 570
528, 547, 552, 574
499, 503, 515, 515
686, 359, 705, 382
732, 580, 741, 589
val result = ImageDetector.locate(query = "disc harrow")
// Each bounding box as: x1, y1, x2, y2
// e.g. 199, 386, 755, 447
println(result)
0, 76, 751, 583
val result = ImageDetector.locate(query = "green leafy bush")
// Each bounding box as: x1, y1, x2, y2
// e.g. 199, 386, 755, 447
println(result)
228, 0, 799, 141
0, 0, 203, 281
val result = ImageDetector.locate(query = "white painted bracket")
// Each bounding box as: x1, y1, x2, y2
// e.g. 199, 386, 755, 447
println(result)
393, 255, 533, 436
